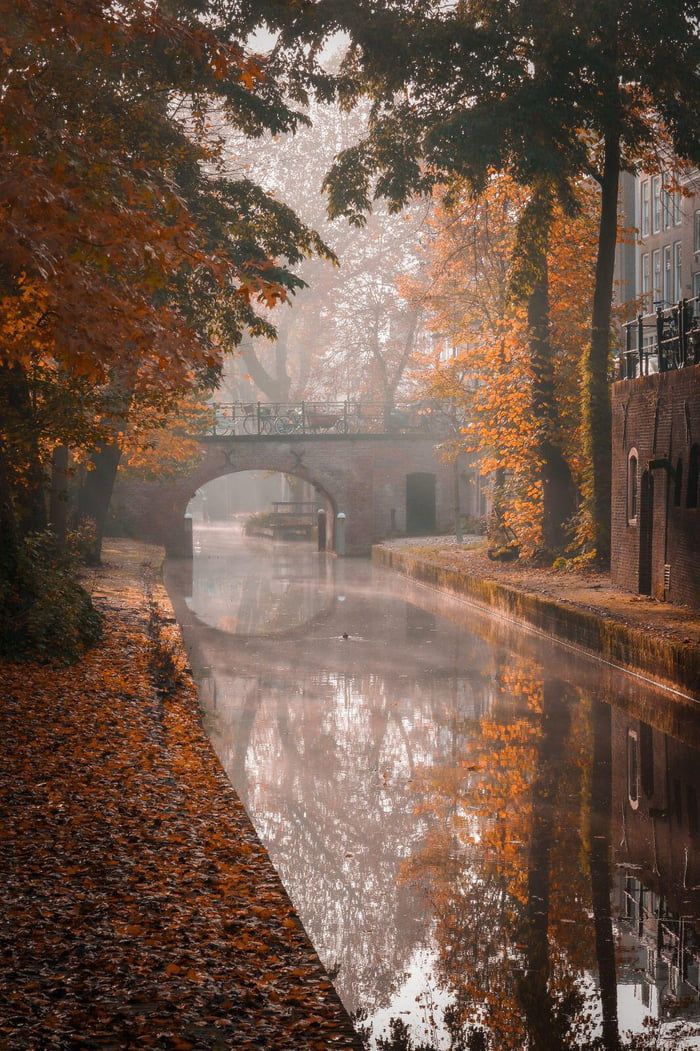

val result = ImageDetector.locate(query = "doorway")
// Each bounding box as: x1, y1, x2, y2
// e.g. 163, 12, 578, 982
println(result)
638, 469, 654, 596
406, 472, 436, 535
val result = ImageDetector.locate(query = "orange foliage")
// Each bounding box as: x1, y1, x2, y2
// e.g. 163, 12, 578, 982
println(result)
402, 663, 598, 1048
119, 398, 214, 479
407, 174, 598, 553
0, 0, 325, 505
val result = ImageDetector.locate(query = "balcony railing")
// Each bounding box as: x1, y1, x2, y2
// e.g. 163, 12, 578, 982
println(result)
619, 297, 700, 380
205, 401, 441, 438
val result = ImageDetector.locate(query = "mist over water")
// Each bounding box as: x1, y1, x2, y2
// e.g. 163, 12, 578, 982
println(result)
165, 527, 700, 1049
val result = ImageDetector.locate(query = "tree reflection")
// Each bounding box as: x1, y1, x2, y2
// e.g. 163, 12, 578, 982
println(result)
589, 698, 621, 1051
168, 535, 700, 1050
401, 663, 598, 1048
190, 582, 501, 1020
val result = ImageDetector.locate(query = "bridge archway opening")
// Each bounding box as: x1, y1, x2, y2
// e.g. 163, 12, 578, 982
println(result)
184, 470, 337, 551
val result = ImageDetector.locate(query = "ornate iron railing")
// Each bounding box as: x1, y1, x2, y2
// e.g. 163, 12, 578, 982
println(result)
620, 296, 700, 380
205, 401, 441, 437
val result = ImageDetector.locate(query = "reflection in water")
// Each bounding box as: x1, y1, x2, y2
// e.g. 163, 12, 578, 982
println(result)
165, 527, 700, 1050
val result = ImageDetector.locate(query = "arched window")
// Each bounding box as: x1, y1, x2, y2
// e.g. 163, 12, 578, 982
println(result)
627, 450, 639, 523
687, 445, 700, 509
674, 458, 683, 507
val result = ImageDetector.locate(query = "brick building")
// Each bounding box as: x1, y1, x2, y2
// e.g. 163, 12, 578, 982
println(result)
628, 167, 700, 310
611, 709, 700, 1016
611, 168, 700, 609
611, 363, 700, 606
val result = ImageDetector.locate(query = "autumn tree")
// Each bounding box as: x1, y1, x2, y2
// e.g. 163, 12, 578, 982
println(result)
402, 663, 599, 1049
406, 175, 598, 555
0, 0, 332, 649
278, 0, 700, 560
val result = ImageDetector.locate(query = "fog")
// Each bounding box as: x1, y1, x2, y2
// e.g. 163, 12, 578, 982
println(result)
187, 471, 317, 523
213, 91, 434, 409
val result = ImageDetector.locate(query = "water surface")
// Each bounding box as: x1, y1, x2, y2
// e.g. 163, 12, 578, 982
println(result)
165, 526, 700, 1049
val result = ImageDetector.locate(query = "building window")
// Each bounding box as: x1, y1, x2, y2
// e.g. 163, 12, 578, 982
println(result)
628, 730, 639, 809
695, 210, 700, 254
652, 176, 662, 233
672, 188, 682, 226
641, 253, 650, 299
652, 249, 662, 305
674, 459, 683, 506
663, 244, 672, 305
662, 180, 672, 230
673, 241, 682, 303
628, 450, 639, 522
624, 876, 638, 921
687, 445, 700, 509
647, 947, 658, 979
641, 180, 650, 238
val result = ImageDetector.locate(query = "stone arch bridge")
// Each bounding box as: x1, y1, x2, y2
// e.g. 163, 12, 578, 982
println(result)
112, 402, 463, 556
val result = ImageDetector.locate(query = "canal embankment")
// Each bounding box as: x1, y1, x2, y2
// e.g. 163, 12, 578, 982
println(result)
0, 539, 360, 1050
374, 539, 700, 702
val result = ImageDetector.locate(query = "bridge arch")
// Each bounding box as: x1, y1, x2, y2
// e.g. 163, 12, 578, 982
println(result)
184, 466, 338, 549
111, 433, 461, 556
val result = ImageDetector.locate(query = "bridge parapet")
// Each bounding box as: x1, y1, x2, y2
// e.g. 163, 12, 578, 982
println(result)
206, 401, 443, 438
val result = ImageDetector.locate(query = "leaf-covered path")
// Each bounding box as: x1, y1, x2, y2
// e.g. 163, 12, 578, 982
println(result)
0, 542, 360, 1050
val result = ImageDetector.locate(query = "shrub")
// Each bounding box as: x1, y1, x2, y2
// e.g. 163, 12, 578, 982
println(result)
0, 530, 102, 663
460, 514, 487, 536
243, 510, 277, 536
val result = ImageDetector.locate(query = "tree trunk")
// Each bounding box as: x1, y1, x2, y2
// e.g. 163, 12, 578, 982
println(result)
77, 441, 123, 564
0, 439, 20, 589
239, 322, 291, 403
274, 321, 291, 401
0, 363, 47, 534
489, 466, 507, 534
517, 680, 571, 1051
528, 221, 576, 555
453, 456, 463, 542
589, 698, 620, 1050
582, 132, 620, 564
385, 308, 420, 420
49, 445, 70, 549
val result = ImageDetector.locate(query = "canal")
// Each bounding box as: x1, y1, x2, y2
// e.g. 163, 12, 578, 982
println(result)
165, 526, 700, 1050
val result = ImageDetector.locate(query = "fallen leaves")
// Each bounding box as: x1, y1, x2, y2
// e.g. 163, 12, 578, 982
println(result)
0, 544, 360, 1049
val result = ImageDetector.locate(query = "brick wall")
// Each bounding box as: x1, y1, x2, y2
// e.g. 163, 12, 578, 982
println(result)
611, 363, 700, 608
611, 708, 700, 914
111, 434, 464, 556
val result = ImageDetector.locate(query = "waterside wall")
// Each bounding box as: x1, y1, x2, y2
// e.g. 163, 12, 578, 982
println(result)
373, 543, 700, 702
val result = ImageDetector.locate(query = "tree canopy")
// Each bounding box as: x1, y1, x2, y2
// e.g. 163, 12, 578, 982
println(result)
275, 0, 700, 558
0, 0, 335, 651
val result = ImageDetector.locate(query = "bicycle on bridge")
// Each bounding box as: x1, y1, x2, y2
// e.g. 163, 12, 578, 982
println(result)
208, 401, 439, 438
